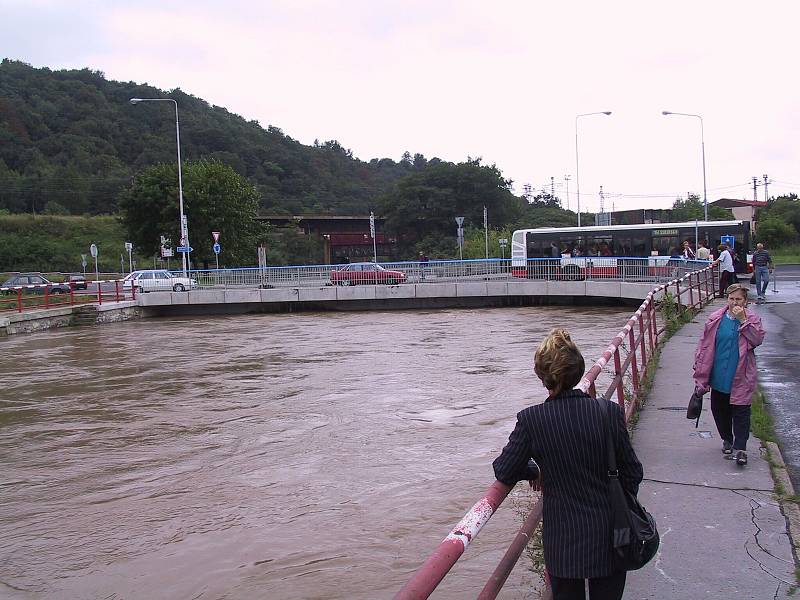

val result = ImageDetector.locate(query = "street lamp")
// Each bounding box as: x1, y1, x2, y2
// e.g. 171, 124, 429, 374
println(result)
129, 97, 190, 275
575, 111, 612, 227
662, 110, 707, 222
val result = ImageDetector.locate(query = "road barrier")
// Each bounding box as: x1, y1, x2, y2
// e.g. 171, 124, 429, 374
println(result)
393, 264, 719, 600
0, 279, 132, 313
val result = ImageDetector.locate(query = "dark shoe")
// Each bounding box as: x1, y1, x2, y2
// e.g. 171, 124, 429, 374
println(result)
736, 450, 748, 466
722, 440, 733, 455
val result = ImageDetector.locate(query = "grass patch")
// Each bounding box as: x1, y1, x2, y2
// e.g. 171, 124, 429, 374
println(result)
751, 389, 777, 444
771, 244, 800, 265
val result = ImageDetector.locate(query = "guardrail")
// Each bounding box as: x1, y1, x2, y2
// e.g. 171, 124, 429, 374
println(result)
393, 264, 719, 600
185, 257, 711, 289
0, 279, 132, 313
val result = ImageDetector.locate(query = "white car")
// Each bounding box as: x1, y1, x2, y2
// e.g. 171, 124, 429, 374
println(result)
122, 270, 198, 293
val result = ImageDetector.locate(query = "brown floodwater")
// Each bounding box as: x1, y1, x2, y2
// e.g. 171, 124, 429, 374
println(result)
0, 305, 631, 599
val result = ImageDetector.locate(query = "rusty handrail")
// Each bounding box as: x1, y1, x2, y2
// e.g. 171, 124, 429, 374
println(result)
395, 265, 718, 600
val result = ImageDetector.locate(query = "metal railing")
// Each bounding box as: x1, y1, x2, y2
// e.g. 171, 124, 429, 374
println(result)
0, 279, 133, 313
183, 257, 710, 289
394, 264, 719, 600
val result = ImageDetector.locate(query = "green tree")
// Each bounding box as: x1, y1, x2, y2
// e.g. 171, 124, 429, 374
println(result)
670, 195, 731, 221
379, 158, 523, 256
756, 216, 796, 246
118, 159, 265, 267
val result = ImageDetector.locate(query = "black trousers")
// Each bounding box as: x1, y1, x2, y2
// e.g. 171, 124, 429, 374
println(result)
550, 570, 627, 600
719, 270, 734, 297
711, 389, 751, 451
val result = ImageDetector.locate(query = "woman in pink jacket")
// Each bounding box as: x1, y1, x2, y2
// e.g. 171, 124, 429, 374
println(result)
693, 283, 765, 465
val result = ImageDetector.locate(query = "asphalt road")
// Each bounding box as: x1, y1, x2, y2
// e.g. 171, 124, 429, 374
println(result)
752, 264, 800, 489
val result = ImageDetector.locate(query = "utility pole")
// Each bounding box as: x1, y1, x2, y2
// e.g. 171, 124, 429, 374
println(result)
752, 176, 759, 201
763, 174, 769, 202
599, 185, 605, 214
551, 176, 555, 205
564, 175, 571, 211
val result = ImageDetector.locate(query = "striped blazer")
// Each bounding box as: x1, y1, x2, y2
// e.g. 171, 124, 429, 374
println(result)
493, 389, 643, 579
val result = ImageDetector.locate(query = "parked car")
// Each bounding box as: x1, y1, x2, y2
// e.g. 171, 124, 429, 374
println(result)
66, 273, 88, 290
0, 273, 71, 294
122, 270, 198, 293
330, 262, 407, 286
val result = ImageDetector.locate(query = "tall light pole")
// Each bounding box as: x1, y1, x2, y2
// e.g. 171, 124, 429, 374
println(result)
129, 97, 190, 275
662, 110, 707, 222
575, 111, 612, 227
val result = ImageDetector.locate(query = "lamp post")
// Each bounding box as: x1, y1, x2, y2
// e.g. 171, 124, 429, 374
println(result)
575, 111, 612, 227
662, 110, 707, 222
129, 97, 190, 275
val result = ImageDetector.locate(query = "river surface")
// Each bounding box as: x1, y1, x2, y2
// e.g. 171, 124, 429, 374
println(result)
0, 306, 632, 599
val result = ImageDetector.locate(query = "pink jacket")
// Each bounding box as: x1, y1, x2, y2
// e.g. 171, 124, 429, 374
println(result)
693, 307, 765, 405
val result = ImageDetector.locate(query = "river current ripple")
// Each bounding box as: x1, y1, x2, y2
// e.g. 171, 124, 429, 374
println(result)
0, 306, 630, 599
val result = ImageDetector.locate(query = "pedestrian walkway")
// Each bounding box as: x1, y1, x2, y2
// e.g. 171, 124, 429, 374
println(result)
624, 299, 798, 599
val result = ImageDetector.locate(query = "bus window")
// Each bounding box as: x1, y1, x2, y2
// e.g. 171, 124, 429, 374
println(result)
652, 235, 677, 256
586, 235, 612, 256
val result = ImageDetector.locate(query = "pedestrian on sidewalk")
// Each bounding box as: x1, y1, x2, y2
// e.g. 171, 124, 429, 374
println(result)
493, 329, 643, 600
692, 283, 765, 466
751, 243, 774, 303
696, 239, 711, 261
711, 244, 735, 298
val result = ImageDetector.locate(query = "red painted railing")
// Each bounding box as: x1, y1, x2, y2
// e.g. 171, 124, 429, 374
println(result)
0, 279, 133, 313
394, 264, 719, 600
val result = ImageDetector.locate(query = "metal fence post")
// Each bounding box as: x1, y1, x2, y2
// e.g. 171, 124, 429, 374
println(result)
628, 326, 640, 397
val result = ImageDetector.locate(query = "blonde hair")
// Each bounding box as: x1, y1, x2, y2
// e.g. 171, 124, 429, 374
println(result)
534, 328, 585, 397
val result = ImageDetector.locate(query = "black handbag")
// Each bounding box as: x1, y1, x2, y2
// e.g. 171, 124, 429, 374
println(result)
600, 399, 660, 571
686, 387, 704, 427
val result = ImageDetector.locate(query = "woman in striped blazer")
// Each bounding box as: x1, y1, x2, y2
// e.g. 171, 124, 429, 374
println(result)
493, 329, 643, 600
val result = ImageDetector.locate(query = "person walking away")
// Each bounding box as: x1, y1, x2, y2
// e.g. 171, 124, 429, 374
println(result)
696, 240, 711, 261
711, 244, 735, 298
682, 240, 696, 260
693, 283, 765, 466
418, 252, 429, 281
493, 329, 643, 600
751, 243, 773, 303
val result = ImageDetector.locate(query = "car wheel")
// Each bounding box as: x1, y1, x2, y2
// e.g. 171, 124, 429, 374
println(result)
136, 286, 144, 294
341, 279, 352, 286
173, 283, 185, 292
51, 288, 65, 295
386, 278, 396, 285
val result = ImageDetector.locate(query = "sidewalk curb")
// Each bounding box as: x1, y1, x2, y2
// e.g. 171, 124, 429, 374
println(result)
766, 440, 800, 564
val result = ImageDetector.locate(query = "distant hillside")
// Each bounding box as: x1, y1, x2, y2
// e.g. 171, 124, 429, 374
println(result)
0, 59, 422, 216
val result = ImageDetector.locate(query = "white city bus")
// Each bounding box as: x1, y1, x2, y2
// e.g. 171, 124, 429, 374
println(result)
510, 220, 751, 279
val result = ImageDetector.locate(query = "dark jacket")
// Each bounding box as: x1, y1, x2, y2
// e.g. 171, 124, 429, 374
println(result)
493, 389, 643, 579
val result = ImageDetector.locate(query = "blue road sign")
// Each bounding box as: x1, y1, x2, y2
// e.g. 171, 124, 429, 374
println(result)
176, 246, 193, 253
213, 243, 221, 254
721, 235, 735, 249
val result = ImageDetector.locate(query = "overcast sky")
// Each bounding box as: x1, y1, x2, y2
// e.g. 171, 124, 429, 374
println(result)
3, 0, 799, 213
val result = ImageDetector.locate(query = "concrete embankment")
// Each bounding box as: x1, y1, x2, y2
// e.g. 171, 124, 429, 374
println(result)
0, 302, 138, 336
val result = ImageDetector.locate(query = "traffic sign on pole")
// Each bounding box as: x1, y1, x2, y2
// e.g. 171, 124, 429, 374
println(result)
212, 231, 220, 243
176, 246, 193, 253
213, 243, 221, 254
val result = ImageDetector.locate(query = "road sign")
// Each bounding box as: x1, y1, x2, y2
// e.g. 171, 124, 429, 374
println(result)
80, 254, 87, 268
721, 235, 735, 249
455, 216, 465, 227
176, 246, 193, 253
89, 243, 98, 258
369, 212, 376, 238
212, 231, 220, 243
124, 241, 133, 252
213, 243, 221, 254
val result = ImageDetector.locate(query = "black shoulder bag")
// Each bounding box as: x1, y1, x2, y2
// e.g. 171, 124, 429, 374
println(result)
600, 399, 660, 571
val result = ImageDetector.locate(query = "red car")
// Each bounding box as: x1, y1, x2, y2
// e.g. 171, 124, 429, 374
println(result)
330, 262, 407, 286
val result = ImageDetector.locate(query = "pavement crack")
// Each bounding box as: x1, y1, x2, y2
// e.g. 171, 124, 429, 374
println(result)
731, 490, 796, 587
643, 477, 772, 492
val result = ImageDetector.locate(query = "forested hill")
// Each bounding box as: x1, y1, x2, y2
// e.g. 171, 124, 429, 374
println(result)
0, 59, 424, 216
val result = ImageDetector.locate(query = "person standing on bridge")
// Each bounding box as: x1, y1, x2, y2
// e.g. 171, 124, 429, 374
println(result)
751, 243, 774, 304
693, 283, 765, 466
493, 329, 642, 600
712, 244, 736, 298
